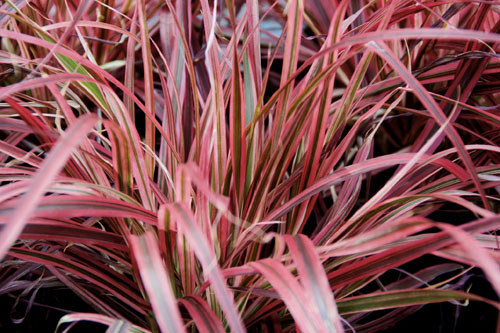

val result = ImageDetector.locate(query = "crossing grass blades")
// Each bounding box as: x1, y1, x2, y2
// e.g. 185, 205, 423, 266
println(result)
1, 0, 500, 331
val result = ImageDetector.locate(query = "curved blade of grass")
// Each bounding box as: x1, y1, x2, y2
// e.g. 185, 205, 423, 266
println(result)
0, 73, 98, 101
437, 223, 500, 297
106, 320, 131, 333
4, 97, 56, 146
285, 235, 344, 332
319, 218, 431, 257
0, 195, 157, 225
248, 258, 318, 333
0, 140, 44, 167
129, 231, 185, 333
0, 114, 98, 259
0, 221, 126, 250
179, 296, 225, 333
56, 313, 150, 333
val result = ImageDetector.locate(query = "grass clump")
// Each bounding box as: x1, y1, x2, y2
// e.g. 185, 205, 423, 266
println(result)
1, 0, 500, 331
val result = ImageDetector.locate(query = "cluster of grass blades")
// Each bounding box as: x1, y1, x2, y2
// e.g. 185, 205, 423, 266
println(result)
1, 0, 500, 331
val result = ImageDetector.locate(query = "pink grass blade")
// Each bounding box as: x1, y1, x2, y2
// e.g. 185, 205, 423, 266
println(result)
0, 138, 44, 167
105, 320, 132, 333
102, 93, 154, 210
179, 296, 226, 333
0, 114, 98, 259
103, 121, 133, 197
2, 220, 126, 250
129, 231, 185, 333
4, 97, 56, 146
285, 235, 344, 332
319, 217, 431, 257
248, 258, 318, 332
172, 167, 200, 295
289, 0, 348, 234
243, 0, 263, 124
199, 0, 227, 186
271, 0, 304, 150
179, 163, 230, 211
137, 0, 155, 177
0, 0, 27, 26
0, 195, 157, 225
56, 313, 150, 333
437, 223, 500, 297
162, 203, 245, 333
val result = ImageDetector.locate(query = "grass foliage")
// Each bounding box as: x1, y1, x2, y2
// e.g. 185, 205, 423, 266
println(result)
1, 0, 500, 331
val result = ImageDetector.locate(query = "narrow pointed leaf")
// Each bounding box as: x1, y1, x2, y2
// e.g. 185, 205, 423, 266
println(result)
129, 231, 185, 333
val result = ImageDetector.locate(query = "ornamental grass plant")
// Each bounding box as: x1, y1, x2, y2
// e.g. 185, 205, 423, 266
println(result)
1, 0, 500, 331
